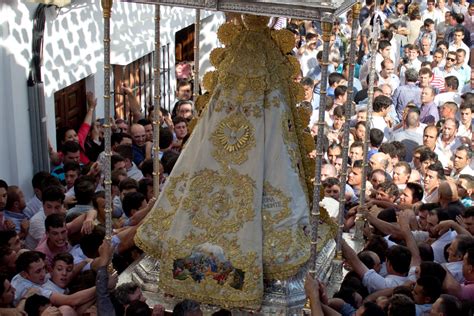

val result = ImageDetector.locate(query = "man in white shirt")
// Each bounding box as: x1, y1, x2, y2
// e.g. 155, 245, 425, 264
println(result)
423, 164, 445, 204
431, 48, 446, 70
342, 240, 412, 293
451, 145, 474, 179
449, 28, 470, 66
454, 48, 471, 85
437, 118, 462, 169
25, 186, 64, 250
439, 51, 463, 90
458, 102, 473, 138
426, 208, 457, 263
418, 37, 434, 63
379, 59, 400, 91
297, 33, 319, 77
359, 40, 392, 84
369, 95, 392, 141
11, 251, 96, 308
444, 234, 474, 282
400, 44, 422, 85
115, 144, 143, 181
422, 0, 443, 25
434, 76, 461, 107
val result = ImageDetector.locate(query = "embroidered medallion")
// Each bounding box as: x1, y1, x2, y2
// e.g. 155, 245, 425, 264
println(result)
211, 112, 256, 165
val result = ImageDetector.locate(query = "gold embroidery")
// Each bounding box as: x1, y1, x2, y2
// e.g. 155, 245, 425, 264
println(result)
152, 167, 261, 309
135, 14, 337, 309
217, 22, 242, 46
242, 15, 270, 30
211, 112, 256, 165
210, 47, 226, 68
271, 29, 297, 54
187, 117, 198, 135
195, 94, 210, 113
263, 228, 310, 280
180, 168, 256, 236
261, 182, 310, 280
287, 55, 302, 78
281, 110, 299, 171
159, 236, 262, 309
134, 173, 190, 258
202, 70, 218, 93
280, 108, 312, 206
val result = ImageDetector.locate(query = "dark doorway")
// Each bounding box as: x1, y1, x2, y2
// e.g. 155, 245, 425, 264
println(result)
175, 23, 195, 63
54, 78, 87, 147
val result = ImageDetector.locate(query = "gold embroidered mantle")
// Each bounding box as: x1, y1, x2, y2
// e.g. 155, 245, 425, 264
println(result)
135, 15, 326, 310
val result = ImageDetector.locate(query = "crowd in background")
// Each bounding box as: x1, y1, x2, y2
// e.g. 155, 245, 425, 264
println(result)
0, 1, 474, 314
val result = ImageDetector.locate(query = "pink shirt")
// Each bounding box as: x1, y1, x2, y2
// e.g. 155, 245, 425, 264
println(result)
35, 236, 71, 269
460, 281, 474, 300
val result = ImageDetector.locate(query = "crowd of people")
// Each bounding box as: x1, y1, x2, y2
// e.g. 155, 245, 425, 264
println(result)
291, 0, 474, 315
0, 1, 473, 315
0, 79, 197, 315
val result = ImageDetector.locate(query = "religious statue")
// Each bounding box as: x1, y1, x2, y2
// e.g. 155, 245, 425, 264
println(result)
135, 14, 335, 310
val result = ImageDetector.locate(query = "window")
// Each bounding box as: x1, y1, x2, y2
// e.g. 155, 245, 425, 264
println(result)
113, 52, 154, 121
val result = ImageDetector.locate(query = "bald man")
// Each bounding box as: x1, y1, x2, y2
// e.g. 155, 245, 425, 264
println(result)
131, 124, 149, 166
321, 164, 337, 181
369, 152, 393, 175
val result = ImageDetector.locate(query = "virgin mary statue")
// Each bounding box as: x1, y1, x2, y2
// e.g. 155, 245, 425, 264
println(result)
135, 14, 318, 310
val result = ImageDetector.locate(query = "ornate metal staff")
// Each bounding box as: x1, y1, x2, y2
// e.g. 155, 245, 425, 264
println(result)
101, 0, 113, 240
309, 14, 333, 279
167, 43, 171, 110
303, 15, 333, 315
335, 2, 361, 262
354, 1, 382, 241
152, 4, 161, 198
193, 9, 201, 100
161, 45, 166, 112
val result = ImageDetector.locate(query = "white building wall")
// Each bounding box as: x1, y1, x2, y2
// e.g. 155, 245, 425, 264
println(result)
0, 1, 35, 196
0, 0, 224, 197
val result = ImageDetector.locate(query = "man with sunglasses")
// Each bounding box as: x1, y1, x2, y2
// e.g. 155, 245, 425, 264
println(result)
439, 51, 463, 88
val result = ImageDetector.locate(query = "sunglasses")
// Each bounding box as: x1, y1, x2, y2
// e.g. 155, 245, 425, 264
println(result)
447, 57, 456, 61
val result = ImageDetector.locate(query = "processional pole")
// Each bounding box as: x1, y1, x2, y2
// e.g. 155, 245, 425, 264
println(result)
193, 9, 201, 101
153, 4, 161, 198
101, 0, 113, 240
334, 2, 361, 267
354, 1, 382, 241
309, 14, 333, 279
302, 14, 333, 315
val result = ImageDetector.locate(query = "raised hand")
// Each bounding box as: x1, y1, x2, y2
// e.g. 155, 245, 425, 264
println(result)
86, 91, 97, 109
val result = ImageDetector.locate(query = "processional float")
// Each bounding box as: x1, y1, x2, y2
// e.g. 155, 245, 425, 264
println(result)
98, 0, 373, 314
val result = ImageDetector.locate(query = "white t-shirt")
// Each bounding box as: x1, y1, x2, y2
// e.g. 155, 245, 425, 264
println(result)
362, 269, 408, 293
432, 230, 457, 263
24, 209, 47, 250
444, 261, 464, 283
370, 115, 390, 141
433, 91, 461, 108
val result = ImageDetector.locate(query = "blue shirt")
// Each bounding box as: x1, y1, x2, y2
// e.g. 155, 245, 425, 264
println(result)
11, 274, 52, 306
420, 102, 439, 125
51, 164, 65, 183
132, 144, 146, 166
416, 304, 432, 316
392, 83, 421, 120
51, 163, 83, 185
3, 210, 27, 233
24, 195, 42, 219
66, 204, 93, 222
